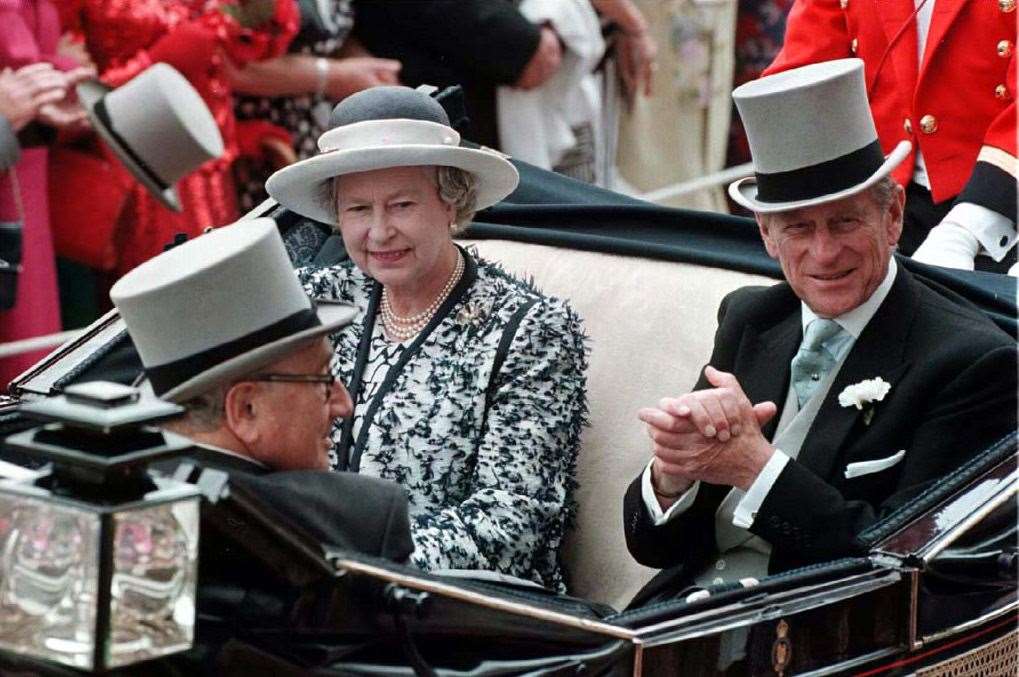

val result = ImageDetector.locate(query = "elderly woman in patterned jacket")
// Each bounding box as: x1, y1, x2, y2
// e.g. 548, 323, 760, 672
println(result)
265, 86, 588, 593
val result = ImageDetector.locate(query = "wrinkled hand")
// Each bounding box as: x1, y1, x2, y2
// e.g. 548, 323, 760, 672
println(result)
640, 367, 778, 497
37, 66, 95, 132
912, 221, 979, 270
514, 25, 562, 90
326, 57, 402, 101
616, 30, 657, 106
0, 64, 68, 131
37, 98, 88, 131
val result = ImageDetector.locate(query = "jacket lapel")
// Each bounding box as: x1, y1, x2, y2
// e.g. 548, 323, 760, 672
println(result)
797, 265, 917, 482
919, 0, 968, 82
877, 0, 921, 97
735, 296, 802, 441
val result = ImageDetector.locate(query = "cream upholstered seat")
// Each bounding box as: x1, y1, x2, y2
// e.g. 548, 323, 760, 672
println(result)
462, 239, 772, 609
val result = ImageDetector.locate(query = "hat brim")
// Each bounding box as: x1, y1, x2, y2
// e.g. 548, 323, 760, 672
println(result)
159, 300, 357, 403
265, 145, 520, 225
77, 79, 182, 212
728, 140, 911, 213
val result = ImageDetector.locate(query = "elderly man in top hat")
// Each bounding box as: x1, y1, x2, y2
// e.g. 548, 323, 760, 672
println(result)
110, 218, 414, 563
623, 59, 1017, 607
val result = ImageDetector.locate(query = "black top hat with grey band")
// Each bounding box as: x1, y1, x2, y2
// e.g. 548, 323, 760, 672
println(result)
110, 218, 356, 403
77, 63, 225, 212
728, 58, 911, 213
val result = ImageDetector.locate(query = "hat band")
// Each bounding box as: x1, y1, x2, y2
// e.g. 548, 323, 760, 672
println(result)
146, 306, 321, 396
94, 98, 170, 192
754, 140, 885, 203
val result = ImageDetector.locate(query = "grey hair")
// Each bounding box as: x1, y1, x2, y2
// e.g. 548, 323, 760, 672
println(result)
436, 166, 479, 233
162, 383, 231, 435
330, 166, 479, 232
867, 175, 899, 210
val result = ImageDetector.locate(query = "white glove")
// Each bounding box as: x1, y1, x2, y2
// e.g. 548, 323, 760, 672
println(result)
1008, 261, 1019, 277
912, 222, 979, 270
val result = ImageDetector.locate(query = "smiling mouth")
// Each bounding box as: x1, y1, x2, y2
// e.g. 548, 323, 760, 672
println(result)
370, 249, 409, 262
811, 269, 854, 282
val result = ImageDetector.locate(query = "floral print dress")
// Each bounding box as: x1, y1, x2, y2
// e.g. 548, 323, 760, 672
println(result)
298, 249, 588, 593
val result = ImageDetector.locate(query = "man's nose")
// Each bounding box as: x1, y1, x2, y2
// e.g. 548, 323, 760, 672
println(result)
809, 226, 841, 263
329, 382, 354, 420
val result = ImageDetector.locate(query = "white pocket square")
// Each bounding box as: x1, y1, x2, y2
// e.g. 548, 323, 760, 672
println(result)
844, 450, 906, 479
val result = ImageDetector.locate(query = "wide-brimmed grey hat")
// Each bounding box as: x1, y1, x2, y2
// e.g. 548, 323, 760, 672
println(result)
78, 63, 224, 212
728, 58, 910, 213
265, 85, 519, 225
110, 218, 356, 403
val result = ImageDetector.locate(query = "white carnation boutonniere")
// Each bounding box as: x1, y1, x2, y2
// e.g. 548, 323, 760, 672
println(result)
838, 377, 891, 426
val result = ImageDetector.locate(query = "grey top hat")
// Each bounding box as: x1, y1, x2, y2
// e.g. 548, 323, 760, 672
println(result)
728, 58, 911, 213
265, 85, 519, 225
78, 63, 225, 212
110, 218, 356, 403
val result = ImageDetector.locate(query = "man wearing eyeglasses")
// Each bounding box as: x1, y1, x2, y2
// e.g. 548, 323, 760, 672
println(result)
109, 218, 414, 563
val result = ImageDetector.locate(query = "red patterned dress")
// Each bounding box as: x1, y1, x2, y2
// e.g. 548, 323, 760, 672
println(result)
59, 0, 297, 276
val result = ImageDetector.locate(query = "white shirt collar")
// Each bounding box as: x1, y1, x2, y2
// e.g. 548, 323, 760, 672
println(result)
801, 256, 898, 339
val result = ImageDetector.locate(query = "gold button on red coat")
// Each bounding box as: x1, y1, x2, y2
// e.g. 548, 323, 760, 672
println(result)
1000, 0, 1016, 13
840, 0, 849, 8
903, 117, 913, 134
919, 114, 938, 134
995, 84, 1010, 99
851, 38, 859, 53
998, 40, 1014, 57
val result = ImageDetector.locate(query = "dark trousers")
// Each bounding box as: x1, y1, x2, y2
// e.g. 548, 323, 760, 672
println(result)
902, 182, 1015, 274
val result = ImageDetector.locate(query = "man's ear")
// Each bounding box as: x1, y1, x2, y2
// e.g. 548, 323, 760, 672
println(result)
223, 382, 261, 448
886, 182, 906, 248
756, 213, 780, 259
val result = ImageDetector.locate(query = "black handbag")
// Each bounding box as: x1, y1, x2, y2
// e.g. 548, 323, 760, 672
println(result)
0, 170, 23, 311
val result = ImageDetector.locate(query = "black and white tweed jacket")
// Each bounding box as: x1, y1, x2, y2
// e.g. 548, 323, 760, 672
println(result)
298, 249, 588, 592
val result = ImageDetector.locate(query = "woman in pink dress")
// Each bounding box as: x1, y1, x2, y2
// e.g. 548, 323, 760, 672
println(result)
0, 0, 89, 388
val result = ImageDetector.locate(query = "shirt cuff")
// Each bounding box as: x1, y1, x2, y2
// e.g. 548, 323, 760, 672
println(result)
945, 202, 1017, 262
732, 450, 789, 529
641, 459, 700, 526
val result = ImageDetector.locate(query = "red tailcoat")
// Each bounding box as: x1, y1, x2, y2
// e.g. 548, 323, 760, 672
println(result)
766, 0, 1017, 220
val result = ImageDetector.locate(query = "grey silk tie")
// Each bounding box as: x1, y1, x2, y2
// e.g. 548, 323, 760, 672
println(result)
790, 319, 845, 407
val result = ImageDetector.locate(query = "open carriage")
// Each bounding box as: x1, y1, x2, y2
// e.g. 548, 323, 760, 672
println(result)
0, 160, 1015, 675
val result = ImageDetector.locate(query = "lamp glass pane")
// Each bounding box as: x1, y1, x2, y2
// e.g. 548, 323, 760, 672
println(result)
0, 491, 101, 670
107, 497, 200, 669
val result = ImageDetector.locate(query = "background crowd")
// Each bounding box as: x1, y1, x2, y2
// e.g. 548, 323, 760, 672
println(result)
0, 0, 1015, 387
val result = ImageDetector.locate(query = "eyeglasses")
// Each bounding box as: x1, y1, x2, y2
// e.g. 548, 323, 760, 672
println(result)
245, 373, 336, 400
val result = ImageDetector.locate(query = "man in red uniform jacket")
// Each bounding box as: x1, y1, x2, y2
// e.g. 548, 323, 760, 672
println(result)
765, 0, 1017, 273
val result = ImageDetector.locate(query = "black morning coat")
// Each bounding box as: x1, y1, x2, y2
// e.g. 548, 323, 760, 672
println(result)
624, 265, 1018, 607
173, 445, 414, 565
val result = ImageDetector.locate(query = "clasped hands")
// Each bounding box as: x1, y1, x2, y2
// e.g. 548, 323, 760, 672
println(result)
0, 62, 95, 133
640, 367, 778, 502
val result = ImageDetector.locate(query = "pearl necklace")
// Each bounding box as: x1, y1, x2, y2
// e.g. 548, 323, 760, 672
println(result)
381, 251, 464, 341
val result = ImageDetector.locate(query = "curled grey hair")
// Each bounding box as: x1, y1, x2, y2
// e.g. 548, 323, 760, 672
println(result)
329, 166, 479, 232
436, 166, 479, 233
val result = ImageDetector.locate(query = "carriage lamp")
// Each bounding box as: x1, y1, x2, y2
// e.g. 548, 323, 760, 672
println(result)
0, 381, 200, 672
